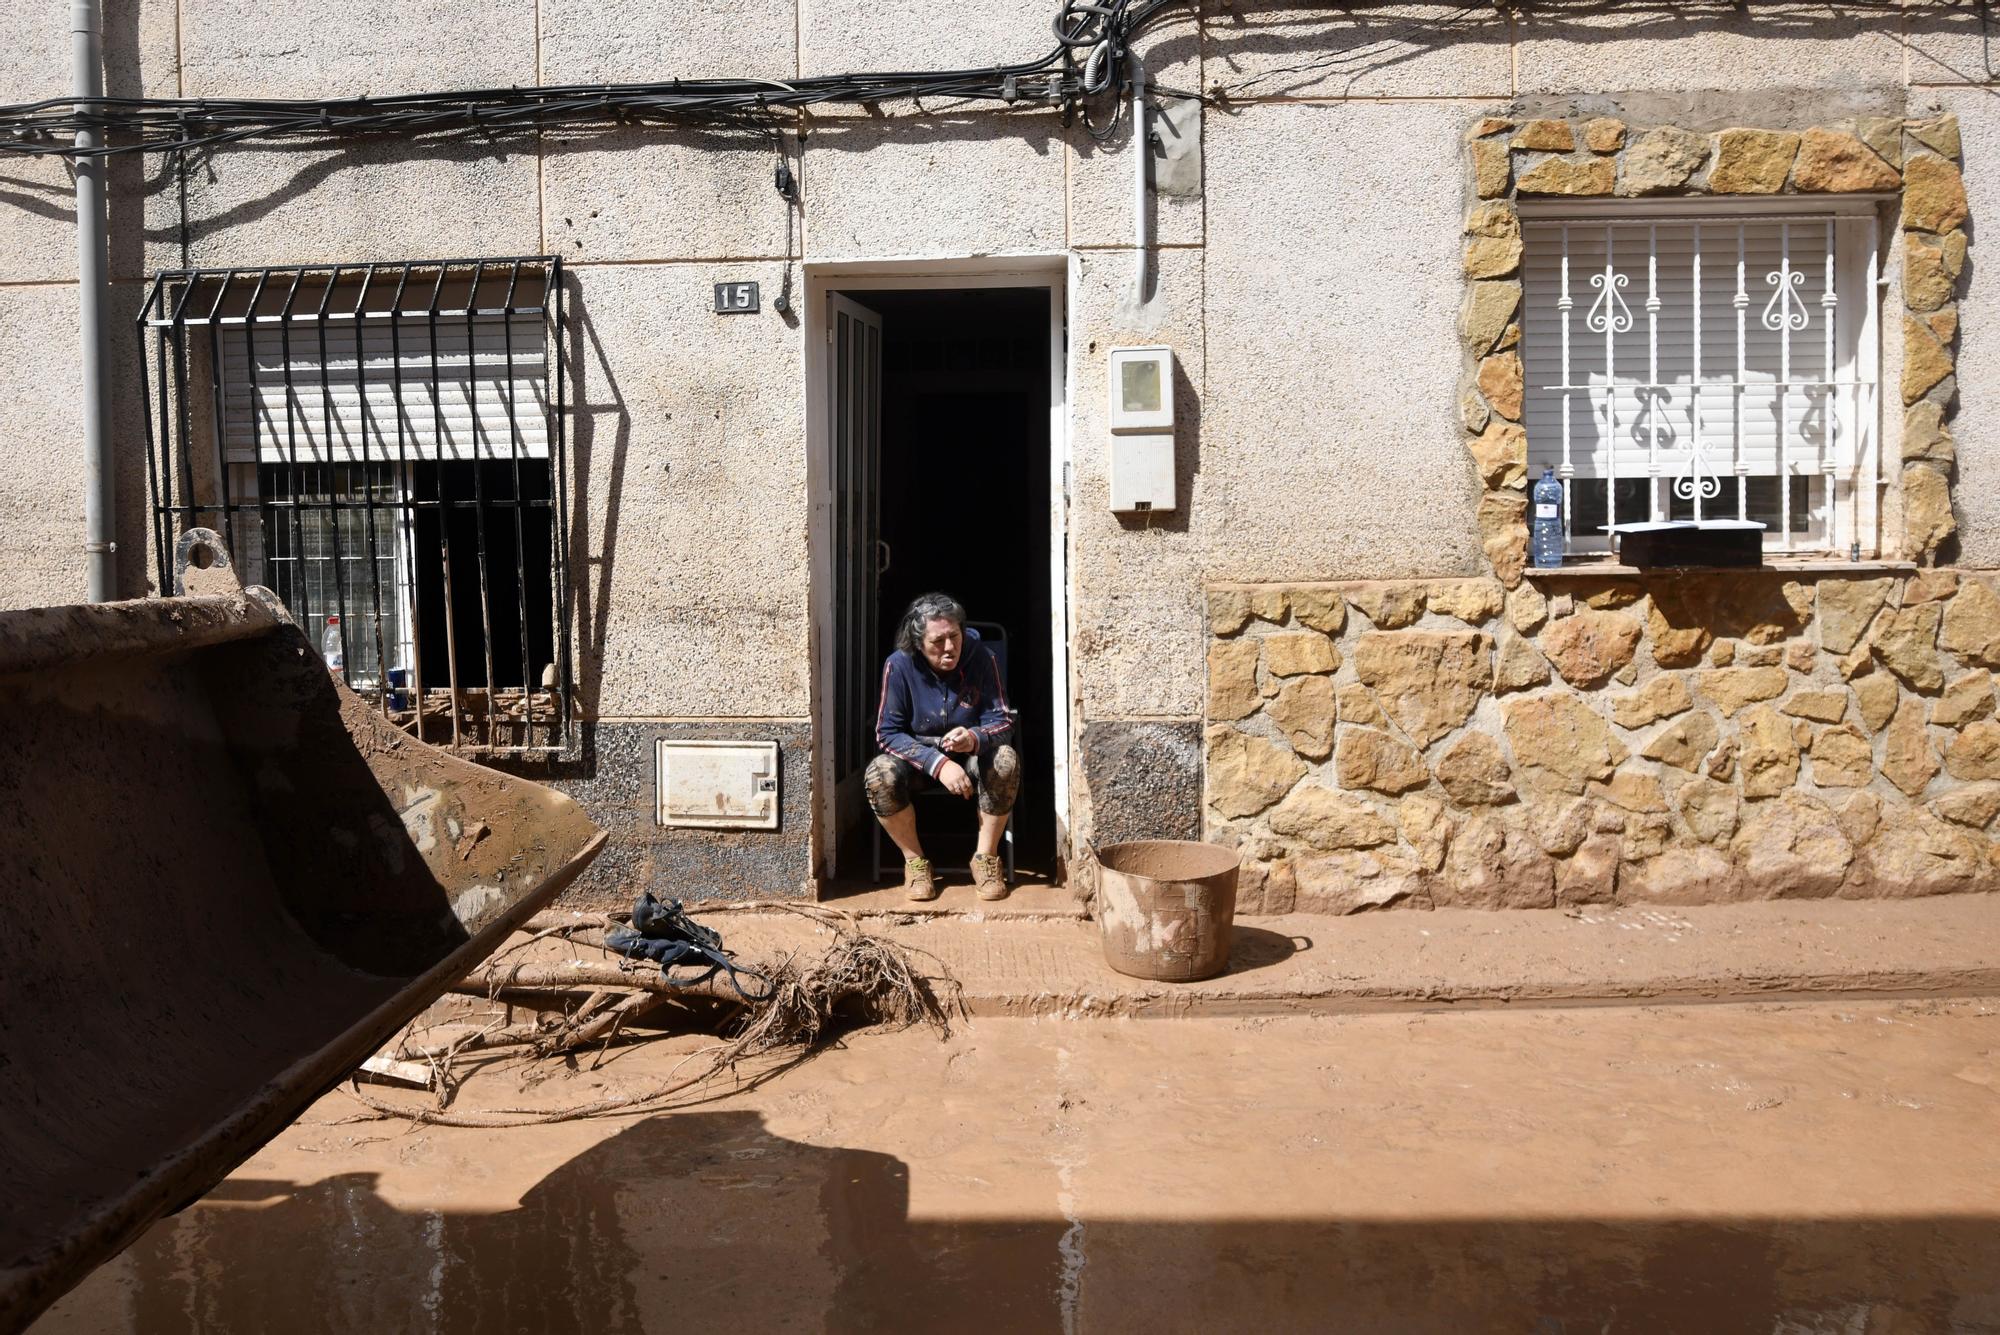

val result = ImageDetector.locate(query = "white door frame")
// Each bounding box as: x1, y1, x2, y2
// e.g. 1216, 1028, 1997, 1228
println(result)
803, 255, 1073, 892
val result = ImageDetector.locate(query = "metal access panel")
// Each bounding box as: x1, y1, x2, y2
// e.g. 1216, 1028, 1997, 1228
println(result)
656, 739, 781, 830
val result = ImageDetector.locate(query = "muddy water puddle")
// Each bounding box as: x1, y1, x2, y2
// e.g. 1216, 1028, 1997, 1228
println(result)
33, 1002, 2000, 1333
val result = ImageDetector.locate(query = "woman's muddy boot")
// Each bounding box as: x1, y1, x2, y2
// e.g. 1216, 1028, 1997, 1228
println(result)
971, 852, 1008, 901
903, 856, 938, 902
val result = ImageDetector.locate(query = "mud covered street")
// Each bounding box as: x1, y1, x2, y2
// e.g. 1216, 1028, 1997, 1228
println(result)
34, 998, 2000, 1334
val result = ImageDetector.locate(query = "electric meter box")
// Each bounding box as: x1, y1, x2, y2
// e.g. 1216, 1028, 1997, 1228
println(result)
656, 739, 780, 830
1107, 345, 1176, 513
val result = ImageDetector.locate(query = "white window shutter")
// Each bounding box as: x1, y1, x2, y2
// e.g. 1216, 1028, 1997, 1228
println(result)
220, 314, 549, 465
1523, 219, 1854, 482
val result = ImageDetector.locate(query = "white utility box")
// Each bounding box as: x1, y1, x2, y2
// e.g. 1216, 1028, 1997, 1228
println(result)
1107, 344, 1177, 513
655, 739, 781, 830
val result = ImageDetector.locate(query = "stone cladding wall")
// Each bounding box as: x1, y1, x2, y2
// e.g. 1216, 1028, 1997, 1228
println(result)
1461, 112, 1970, 577
1205, 571, 2000, 914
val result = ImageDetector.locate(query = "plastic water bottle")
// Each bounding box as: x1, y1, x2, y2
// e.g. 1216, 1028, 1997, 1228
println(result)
321, 615, 344, 673
1530, 467, 1565, 569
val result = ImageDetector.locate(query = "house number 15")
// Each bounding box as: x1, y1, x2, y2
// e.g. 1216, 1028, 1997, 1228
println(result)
713, 281, 759, 314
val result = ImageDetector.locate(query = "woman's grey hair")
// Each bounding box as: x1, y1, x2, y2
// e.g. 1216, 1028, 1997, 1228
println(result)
896, 592, 968, 657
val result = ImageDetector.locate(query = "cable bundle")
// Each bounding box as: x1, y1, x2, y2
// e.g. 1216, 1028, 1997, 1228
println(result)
0, 0, 1182, 159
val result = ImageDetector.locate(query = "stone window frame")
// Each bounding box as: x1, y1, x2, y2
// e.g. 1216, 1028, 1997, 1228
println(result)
1461, 113, 1968, 587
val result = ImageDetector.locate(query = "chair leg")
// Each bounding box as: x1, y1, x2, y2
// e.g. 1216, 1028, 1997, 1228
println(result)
872, 819, 885, 885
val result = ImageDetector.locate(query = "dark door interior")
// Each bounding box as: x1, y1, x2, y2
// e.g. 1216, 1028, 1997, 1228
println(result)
835, 286, 1056, 877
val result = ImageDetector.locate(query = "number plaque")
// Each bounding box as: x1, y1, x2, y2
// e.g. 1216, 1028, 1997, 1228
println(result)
713, 281, 760, 314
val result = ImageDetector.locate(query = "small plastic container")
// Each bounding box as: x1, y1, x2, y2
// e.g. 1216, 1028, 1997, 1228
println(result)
1530, 467, 1565, 569
321, 615, 344, 673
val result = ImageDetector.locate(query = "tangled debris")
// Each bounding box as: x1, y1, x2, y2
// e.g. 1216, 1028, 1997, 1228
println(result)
343, 901, 960, 1128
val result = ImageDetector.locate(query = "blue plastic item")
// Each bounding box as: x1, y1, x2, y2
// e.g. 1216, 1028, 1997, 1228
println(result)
1530, 467, 1565, 569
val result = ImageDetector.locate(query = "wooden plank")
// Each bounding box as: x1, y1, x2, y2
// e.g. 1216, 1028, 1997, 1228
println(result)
357, 1055, 434, 1089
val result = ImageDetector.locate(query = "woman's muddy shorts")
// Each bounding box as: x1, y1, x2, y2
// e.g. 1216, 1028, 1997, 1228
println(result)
865, 745, 1020, 818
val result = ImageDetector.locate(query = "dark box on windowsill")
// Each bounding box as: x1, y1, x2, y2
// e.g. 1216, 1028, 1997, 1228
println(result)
1606, 521, 1766, 569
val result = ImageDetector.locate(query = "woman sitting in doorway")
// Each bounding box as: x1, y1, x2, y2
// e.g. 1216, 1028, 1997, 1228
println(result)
867, 592, 1020, 902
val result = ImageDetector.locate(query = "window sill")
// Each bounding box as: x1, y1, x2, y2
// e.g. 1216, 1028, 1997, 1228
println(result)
1524, 557, 1917, 580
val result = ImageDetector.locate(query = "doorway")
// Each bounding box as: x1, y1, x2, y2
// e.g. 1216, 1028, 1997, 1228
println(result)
810, 273, 1065, 891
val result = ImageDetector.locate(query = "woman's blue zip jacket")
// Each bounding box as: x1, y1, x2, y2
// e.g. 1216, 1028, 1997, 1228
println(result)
873, 628, 1013, 778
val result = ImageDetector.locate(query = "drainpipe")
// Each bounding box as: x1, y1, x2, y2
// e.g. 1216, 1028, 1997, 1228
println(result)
73, 0, 114, 603
1129, 50, 1148, 305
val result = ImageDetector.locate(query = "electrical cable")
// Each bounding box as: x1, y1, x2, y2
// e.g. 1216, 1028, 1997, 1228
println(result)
0, 0, 1183, 160
770, 128, 800, 316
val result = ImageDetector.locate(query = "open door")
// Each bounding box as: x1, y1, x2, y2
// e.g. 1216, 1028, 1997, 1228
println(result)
809, 270, 1066, 893
824, 293, 884, 868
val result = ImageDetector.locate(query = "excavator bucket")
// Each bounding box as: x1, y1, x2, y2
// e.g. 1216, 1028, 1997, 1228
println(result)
0, 535, 606, 1331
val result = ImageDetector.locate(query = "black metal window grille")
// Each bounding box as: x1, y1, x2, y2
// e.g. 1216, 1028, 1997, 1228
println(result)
258, 461, 405, 680
138, 257, 574, 756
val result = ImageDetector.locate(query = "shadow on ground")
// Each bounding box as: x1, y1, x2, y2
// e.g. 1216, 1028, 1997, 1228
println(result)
1229, 925, 1307, 975
39, 1109, 2000, 1335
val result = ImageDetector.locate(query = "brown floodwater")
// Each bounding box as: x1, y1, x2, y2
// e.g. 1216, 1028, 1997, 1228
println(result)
32, 1000, 2000, 1334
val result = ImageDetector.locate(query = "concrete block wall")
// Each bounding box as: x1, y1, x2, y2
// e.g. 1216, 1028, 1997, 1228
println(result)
4, 3, 2000, 901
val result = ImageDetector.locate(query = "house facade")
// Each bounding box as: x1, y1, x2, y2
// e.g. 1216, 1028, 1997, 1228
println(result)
4, 1, 2000, 911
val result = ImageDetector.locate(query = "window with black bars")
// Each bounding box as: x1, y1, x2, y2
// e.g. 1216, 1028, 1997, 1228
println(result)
138, 257, 574, 756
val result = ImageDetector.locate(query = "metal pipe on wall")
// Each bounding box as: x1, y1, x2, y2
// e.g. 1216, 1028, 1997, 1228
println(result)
73, 0, 114, 602
1130, 51, 1148, 304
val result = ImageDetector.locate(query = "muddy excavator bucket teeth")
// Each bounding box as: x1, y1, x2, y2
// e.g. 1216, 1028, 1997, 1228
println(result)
0, 539, 605, 1332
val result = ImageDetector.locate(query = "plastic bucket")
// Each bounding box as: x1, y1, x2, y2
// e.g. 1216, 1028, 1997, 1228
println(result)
1095, 840, 1241, 982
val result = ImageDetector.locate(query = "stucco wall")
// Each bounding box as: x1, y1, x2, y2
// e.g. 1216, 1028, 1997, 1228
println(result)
0, 0, 174, 606
6, 2, 2000, 899
1203, 99, 1485, 585
566, 261, 811, 719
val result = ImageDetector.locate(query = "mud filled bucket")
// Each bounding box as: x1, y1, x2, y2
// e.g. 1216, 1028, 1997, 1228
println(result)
1095, 840, 1241, 982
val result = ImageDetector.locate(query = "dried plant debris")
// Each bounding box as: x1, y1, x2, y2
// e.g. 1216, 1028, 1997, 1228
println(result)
344, 901, 960, 1128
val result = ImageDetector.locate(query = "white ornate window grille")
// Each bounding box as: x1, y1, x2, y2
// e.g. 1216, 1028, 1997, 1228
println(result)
1521, 198, 1883, 556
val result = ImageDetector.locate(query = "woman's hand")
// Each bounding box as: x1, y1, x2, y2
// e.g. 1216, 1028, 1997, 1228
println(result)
940, 726, 978, 754
937, 759, 974, 800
